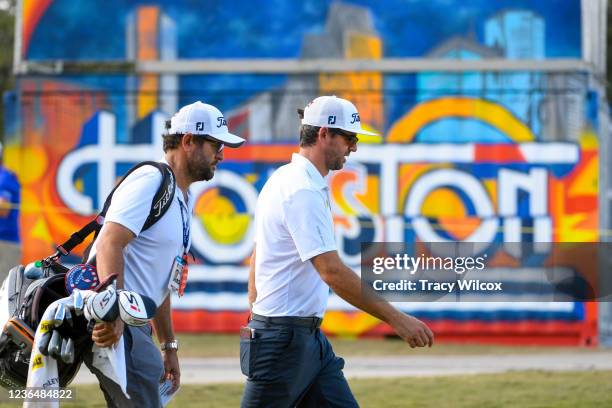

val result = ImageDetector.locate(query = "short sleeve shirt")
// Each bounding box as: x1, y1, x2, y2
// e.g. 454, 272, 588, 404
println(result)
89, 160, 192, 307
252, 153, 336, 318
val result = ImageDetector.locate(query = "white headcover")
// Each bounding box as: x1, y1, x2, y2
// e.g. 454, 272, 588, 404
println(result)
117, 290, 157, 327
84, 286, 119, 322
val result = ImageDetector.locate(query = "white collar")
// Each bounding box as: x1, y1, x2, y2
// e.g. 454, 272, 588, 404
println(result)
291, 153, 328, 190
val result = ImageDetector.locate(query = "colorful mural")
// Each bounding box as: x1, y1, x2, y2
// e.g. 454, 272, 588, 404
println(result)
6, 0, 601, 344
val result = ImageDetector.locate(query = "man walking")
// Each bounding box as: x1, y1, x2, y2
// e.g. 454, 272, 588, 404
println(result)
0, 141, 20, 282
88, 101, 244, 407
242, 96, 434, 407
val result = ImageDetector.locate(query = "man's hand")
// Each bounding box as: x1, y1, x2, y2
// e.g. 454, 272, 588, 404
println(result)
390, 312, 434, 348
0, 197, 10, 218
161, 349, 180, 393
92, 319, 124, 348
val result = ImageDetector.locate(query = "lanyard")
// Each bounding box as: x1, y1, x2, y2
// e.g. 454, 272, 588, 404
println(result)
178, 197, 190, 254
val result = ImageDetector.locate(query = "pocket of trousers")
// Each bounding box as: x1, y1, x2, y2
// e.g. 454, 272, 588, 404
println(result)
240, 329, 259, 377
239, 326, 294, 379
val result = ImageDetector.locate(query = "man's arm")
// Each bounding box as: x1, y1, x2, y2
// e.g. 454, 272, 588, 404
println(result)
94, 221, 134, 288
152, 294, 180, 392
248, 248, 257, 310
90, 221, 134, 347
312, 251, 434, 348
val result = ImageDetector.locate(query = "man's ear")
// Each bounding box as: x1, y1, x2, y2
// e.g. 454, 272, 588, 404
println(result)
182, 133, 194, 149
318, 127, 330, 142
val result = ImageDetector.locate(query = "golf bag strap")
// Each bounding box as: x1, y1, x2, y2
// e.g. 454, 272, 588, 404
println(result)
55, 216, 104, 256
98, 161, 176, 234
56, 161, 176, 258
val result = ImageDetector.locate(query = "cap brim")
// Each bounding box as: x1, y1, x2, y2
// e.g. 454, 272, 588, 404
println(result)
354, 127, 378, 136
207, 132, 246, 148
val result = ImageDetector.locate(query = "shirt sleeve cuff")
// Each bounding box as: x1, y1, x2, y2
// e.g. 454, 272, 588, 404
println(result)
103, 216, 141, 237
299, 246, 337, 263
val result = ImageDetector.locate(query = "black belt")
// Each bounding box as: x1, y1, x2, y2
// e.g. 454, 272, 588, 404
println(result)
251, 313, 322, 329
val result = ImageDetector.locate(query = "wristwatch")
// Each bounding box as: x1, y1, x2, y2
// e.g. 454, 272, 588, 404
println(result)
160, 340, 179, 352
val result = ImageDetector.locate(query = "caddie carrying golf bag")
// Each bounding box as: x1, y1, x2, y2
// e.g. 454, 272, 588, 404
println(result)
0, 161, 175, 389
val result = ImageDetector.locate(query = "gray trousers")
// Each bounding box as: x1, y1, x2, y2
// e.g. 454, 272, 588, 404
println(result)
84, 325, 164, 408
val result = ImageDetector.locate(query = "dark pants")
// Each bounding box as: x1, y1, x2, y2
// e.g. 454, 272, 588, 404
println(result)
240, 319, 359, 408
84, 325, 164, 408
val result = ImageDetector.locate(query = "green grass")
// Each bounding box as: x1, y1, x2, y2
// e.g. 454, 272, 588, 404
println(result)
1, 371, 609, 407
174, 333, 603, 358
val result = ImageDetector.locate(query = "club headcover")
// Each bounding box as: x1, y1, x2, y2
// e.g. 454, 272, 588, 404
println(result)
64, 264, 100, 294
118, 290, 157, 326
85, 286, 119, 323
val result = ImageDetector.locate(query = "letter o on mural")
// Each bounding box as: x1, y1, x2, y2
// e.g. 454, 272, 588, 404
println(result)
190, 170, 258, 263
405, 169, 498, 243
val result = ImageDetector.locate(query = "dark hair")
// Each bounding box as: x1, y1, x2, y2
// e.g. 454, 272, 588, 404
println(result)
299, 125, 320, 147
162, 120, 206, 152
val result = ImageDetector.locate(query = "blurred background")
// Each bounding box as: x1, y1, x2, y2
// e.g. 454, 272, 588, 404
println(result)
0, 0, 610, 349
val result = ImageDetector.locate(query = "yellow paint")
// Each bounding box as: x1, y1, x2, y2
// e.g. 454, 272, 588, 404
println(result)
196, 190, 250, 245
421, 188, 465, 218
354, 175, 379, 213
23, 0, 33, 19
568, 155, 598, 196
345, 33, 382, 59
3, 144, 22, 175
322, 311, 381, 336
11, 145, 48, 184
75, 178, 84, 193
31, 216, 53, 241
558, 214, 597, 242
20, 191, 41, 213
137, 74, 159, 119
387, 97, 535, 143
579, 130, 598, 149
483, 180, 498, 210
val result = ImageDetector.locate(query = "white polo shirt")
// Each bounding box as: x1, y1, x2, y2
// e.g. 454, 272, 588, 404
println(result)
89, 160, 192, 307
252, 153, 337, 318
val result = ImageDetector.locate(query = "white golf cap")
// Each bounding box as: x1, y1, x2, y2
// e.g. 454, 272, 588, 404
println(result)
168, 101, 245, 148
301, 95, 378, 136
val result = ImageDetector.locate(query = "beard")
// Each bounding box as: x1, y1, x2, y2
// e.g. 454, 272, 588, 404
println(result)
187, 150, 215, 181
330, 158, 344, 171
326, 150, 346, 171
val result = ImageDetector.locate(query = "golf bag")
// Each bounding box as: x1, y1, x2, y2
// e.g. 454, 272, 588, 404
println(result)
0, 161, 175, 389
